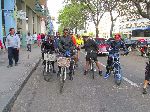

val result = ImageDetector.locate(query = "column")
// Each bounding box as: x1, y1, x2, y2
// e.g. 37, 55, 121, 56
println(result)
0, 0, 3, 42
28, 9, 33, 34
4, 0, 17, 35
41, 19, 45, 33
37, 17, 40, 34
34, 14, 37, 34
21, 1, 26, 47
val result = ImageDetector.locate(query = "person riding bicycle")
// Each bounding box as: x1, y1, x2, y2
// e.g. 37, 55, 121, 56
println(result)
41, 35, 56, 73
54, 32, 60, 53
104, 33, 129, 79
70, 31, 78, 66
58, 28, 76, 80
143, 47, 150, 94
76, 34, 84, 62
83, 34, 103, 76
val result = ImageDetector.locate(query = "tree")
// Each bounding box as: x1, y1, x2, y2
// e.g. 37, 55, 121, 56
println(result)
58, 3, 87, 34
103, 0, 120, 37
67, 0, 106, 37
82, 0, 106, 37
123, 0, 150, 20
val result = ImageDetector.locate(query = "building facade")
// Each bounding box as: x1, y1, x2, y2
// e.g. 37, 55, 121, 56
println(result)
0, 0, 52, 46
117, 16, 150, 39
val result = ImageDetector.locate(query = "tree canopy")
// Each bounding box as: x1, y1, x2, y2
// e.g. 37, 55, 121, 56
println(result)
58, 2, 87, 34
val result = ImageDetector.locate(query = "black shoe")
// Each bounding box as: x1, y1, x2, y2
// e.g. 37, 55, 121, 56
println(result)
84, 71, 87, 75
15, 63, 18, 66
99, 70, 102, 76
143, 88, 147, 94
69, 72, 73, 80
57, 71, 61, 77
53, 70, 56, 73
76, 64, 78, 67
7, 65, 13, 68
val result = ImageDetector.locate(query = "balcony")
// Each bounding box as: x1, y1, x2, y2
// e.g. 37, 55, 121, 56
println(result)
25, 0, 47, 17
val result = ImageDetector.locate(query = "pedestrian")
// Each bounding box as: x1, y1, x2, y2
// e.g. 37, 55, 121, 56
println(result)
0, 39, 3, 50
33, 32, 37, 44
26, 32, 32, 52
41, 33, 45, 42
5, 28, 20, 68
37, 33, 41, 47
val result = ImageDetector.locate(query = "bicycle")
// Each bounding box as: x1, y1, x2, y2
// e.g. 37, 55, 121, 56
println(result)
86, 50, 97, 79
43, 50, 56, 81
108, 53, 122, 85
57, 56, 71, 93
89, 57, 96, 79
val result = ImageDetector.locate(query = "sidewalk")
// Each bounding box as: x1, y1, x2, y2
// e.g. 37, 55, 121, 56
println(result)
0, 45, 41, 112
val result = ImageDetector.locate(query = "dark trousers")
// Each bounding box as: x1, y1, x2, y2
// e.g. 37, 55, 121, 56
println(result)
8, 47, 19, 65
27, 44, 31, 52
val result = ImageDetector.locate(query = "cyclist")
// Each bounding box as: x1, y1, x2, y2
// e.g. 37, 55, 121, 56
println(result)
70, 31, 78, 66
41, 35, 56, 73
143, 47, 150, 94
76, 34, 83, 62
58, 28, 76, 80
54, 32, 60, 53
83, 35, 103, 76
104, 33, 129, 79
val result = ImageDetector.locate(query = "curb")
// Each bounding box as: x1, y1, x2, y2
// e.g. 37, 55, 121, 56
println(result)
2, 58, 42, 112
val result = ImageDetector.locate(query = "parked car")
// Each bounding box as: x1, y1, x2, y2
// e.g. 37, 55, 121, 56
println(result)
124, 38, 137, 51
95, 38, 109, 55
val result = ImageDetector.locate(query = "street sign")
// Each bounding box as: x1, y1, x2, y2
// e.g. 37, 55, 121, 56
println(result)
4, 10, 13, 17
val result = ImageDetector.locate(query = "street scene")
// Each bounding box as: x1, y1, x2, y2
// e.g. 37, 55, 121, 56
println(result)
0, 0, 150, 112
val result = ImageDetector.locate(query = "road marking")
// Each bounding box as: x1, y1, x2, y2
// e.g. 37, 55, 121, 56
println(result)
80, 51, 140, 88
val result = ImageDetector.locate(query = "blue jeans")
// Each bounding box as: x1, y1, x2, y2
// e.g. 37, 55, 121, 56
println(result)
8, 47, 19, 65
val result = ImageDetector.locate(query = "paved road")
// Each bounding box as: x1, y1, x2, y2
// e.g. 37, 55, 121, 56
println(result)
11, 50, 150, 112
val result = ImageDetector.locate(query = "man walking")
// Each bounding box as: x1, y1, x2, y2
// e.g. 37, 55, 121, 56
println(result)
26, 32, 32, 52
6, 28, 20, 67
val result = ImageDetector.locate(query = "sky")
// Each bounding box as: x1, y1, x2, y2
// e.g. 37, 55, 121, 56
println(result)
47, 0, 64, 31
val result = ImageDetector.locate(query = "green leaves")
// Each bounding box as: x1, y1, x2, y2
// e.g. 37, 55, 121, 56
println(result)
58, 3, 87, 33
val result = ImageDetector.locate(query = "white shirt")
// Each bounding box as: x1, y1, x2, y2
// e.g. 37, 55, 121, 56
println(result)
26, 35, 32, 44
33, 34, 37, 40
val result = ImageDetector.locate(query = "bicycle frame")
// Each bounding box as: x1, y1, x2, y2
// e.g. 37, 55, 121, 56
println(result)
60, 67, 67, 81
43, 51, 55, 74
109, 53, 122, 85
45, 61, 53, 73
89, 58, 95, 79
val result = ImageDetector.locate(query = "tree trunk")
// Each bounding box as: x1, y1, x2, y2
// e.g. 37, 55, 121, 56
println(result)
110, 11, 114, 38
96, 25, 99, 38
75, 27, 77, 34
84, 21, 87, 33
110, 21, 113, 38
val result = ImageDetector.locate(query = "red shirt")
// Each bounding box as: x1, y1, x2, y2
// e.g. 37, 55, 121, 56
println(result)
71, 35, 77, 46
0, 40, 3, 49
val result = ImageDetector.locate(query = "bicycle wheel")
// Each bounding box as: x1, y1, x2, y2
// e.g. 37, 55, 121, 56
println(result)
69, 71, 73, 80
60, 68, 65, 93
91, 63, 94, 79
114, 64, 122, 86
43, 65, 46, 76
